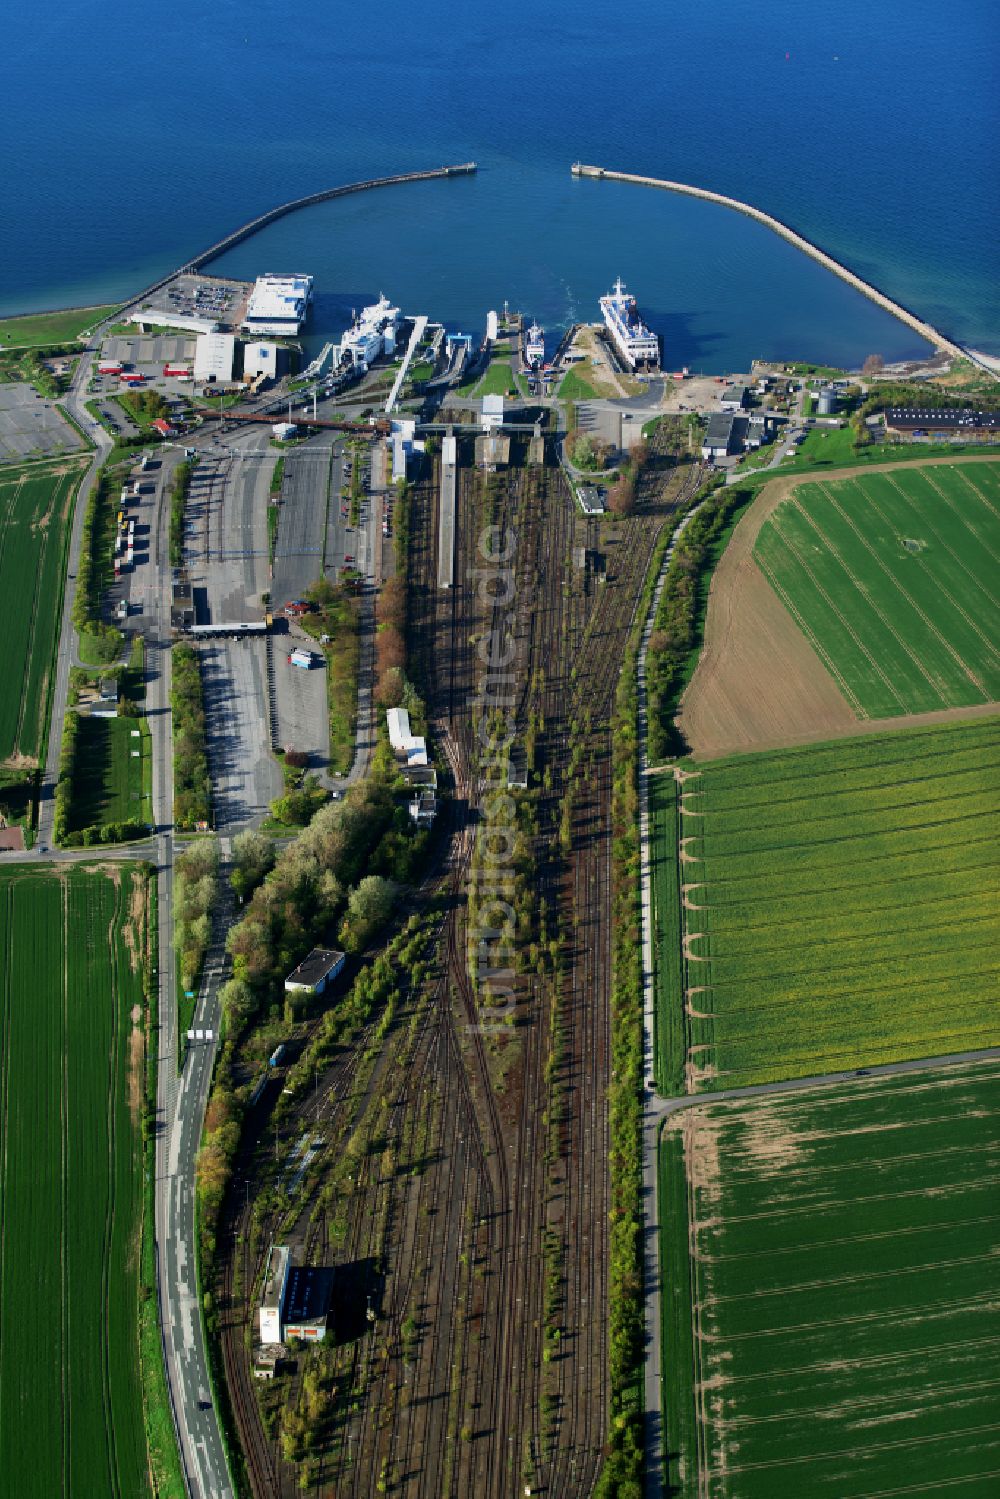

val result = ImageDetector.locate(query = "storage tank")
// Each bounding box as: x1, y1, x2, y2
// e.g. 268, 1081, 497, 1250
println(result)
817, 387, 837, 415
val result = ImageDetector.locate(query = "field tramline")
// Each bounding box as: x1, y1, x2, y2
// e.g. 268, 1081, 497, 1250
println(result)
663, 718, 999, 1088
0, 866, 150, 1497
0, 459, 87, 765
660, 1061, 1000, 1498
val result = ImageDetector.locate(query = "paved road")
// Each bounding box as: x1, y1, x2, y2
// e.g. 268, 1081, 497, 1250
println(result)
648, 1047, 1000, 1121
35, 347, 113, 851
143, 423, 234, 1497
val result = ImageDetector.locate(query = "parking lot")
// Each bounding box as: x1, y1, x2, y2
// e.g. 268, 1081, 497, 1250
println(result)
274, 624, 330, 767
201, 637, 282, 828
0, 381, 84, 461
136, 272, 251, 331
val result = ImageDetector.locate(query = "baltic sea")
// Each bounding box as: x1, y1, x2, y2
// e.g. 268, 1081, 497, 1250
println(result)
0, 0, 996, 369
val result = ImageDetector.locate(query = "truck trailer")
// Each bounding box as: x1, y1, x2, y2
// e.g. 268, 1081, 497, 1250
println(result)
288, 649, 317, 670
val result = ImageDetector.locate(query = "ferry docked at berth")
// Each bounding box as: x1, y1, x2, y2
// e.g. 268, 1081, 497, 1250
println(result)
599, 277, 660, 371
524, 321, 545, 370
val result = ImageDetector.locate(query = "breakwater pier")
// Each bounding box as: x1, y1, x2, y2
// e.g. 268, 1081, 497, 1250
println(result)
571, 163, 983, 370
119, 163, 478, 320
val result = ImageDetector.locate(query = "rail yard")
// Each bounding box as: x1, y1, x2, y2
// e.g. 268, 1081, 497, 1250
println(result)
1, 174, 996, 1499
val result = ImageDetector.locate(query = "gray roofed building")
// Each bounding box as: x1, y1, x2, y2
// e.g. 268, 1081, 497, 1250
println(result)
284, 948, 346, 996
884, 407, 999, 433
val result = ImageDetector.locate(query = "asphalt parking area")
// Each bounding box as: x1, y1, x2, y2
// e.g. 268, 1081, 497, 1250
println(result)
0, 382, 83, 461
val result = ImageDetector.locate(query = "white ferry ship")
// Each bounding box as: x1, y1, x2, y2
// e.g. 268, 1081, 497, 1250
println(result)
525, 321, 545, 369
599, 277, 660, 371
336, 294, 400, 370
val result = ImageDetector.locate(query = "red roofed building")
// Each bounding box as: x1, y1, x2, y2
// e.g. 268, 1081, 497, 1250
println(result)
152, 418, 176, 437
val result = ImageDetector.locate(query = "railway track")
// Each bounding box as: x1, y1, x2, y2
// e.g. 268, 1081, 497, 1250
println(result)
210, 437, 705, 1497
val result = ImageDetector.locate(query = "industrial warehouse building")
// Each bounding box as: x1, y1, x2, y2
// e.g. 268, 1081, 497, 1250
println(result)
194, 332, 236, 384
702, 411, 776, 461
132, 309, 219, 336
283, 948, 346, 997
258, 1245, 334, 1345
883, 407, 999, 439
282, 1265, 335, 1343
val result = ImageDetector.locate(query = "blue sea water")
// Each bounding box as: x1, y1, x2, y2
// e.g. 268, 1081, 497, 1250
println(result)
1, 1, 997, 369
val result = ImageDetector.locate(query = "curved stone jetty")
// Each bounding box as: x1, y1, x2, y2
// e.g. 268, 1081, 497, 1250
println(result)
571, 163, 969, 364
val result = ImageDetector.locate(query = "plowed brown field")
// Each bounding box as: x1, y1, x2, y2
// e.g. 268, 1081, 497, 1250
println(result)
678, 455, 1000, 758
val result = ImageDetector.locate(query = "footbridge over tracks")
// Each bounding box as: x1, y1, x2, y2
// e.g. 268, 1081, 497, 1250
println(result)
194, 408, 391, 437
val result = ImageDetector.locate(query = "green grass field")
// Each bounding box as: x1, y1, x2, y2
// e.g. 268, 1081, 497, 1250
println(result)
0, 304, 118, 348
660, 1060, 1000, 1498
558, 363, 602, 402
67, 715, 152, 833
0, 865, 153, 1497
737, 425, 995, 480
754, 461, 1000, 717
0, 458, 88, 766
672, 718, 999, 1089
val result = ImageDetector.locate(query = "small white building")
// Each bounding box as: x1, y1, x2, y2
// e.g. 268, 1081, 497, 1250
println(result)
271, 422, 297, 441
194, 332, 236, 385
482, 394, 504, 432
243, 342, 280, 381
386, 706, 413, 755
408, 790, 437, 826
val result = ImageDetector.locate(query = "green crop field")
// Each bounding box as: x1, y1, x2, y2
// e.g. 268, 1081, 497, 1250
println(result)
754, 460, 1000, 717
68, 715, 152, 833
0, 458, 87, 766
660, 1060, 1000, 1498
0, 865, 152, 1497
671, 718, 999, 1089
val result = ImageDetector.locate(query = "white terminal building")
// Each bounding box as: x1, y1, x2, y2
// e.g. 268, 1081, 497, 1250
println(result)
193, 332, 236, 384
243, 341, 281, 381
336, 295, 400, 370
242, 273, 314, 337
599, 277, 661, 371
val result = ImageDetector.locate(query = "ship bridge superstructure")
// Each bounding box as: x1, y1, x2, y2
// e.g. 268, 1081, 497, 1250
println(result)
599, 277, 660, 370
